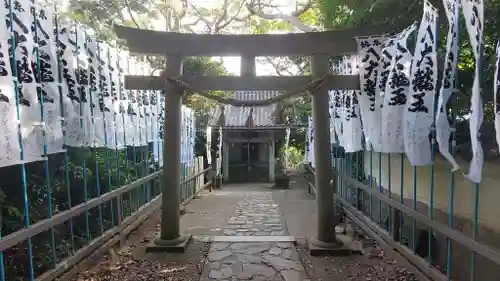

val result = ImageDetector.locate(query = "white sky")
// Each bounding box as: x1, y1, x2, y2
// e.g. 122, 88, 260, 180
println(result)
215, 56, 293, 76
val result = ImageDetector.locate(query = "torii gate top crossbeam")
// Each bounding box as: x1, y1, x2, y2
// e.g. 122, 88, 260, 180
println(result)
114, 24, 400, 56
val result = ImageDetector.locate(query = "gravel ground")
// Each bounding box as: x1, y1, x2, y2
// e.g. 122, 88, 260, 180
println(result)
296, 230, 424, 281
71, 210, 210, 281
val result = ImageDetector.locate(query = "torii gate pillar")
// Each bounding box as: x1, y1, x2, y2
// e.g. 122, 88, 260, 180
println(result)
147, 55, 192, 252
308, 55, 345, 255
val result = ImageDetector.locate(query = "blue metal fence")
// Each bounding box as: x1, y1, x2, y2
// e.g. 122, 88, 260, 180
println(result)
306, 145, 500, 281
0, 1, 207, 281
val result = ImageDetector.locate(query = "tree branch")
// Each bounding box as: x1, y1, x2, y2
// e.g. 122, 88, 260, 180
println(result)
215, 0, 253, 32
258, 57, 295, 76
213, 0, 230, 29
245, 0, 317, 32
187, 3, 214, 32
123, 0, 142, 28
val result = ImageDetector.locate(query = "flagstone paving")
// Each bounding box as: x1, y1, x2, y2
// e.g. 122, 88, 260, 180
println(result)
222, 192, 287, 237
200, 192, 310, 281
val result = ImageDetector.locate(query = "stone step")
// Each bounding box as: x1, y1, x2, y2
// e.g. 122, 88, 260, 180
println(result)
212, 236, 296, 243
203, 241, 309, 281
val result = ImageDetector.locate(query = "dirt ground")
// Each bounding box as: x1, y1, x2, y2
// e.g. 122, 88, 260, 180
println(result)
296, 238, 421, 281
72, 211, 210, 281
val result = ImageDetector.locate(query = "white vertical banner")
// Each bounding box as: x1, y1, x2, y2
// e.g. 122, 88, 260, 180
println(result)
307, 116, 315, 167
495, 41, 500, 153
337, 61, 346, 147
144, 63, 153, 144
217, 126, 222, 176
109, 47, 123, 149
35, 4, 64, 154
191, 110, 196, 167
436, 0, 460, 170
181, 106, 186, 165
115, 50, 126, 148
356, 36, 385, 150
158, 91, 165, 166
123, 57, 134, 147
189, 108, 193, 166
15, 0, 44, 162
328, 91, 336, 144
188, 109, 192, 166
332, 90, 344, 147
124, 57, 133, 146
304, 123, 309, 163
374, 38, 397, 152
0, 9, 22, 166
184, 107, 188, 166
157, 88, 165, 165
145, 94, 153, 143
205, 126, 211, 165
342, 56, 363, 152
184, 107, 189, 166
59, 24, 82, 147
86, 33, 104, 147
382, 24, 417, 153
76, 25, 91, 148
461, 0, 484, 183
190, 109, 194, 166
85, 32, 98, 147
190, 108, 194, 166
106, 45, 118, 149
128, 59, 140, 147
136, 61, 144, 146
149, 87, 158, 145
138, 61, 148, 146
373, 24, 416, 153
98, 43, 115, 149
404, 1, 438, 166
143, 63, 153, 144
153, 90, 164, 164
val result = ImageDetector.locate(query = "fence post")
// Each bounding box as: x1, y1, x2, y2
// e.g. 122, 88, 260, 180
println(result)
198, 157, 203, 192
392, 208, 402, 242
116, 195, 125, 247
192, 164, 196, 196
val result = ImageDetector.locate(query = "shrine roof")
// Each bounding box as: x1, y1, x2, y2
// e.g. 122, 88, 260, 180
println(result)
210, 91, 279, 128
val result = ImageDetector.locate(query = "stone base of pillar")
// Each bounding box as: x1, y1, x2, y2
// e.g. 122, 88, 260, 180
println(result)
146, 234, 192, 253
308, 235, 360, 256
213, 175, 223, 189
272, 174, 290, 189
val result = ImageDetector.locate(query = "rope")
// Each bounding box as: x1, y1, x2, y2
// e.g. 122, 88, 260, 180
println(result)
157, 69, 331, 107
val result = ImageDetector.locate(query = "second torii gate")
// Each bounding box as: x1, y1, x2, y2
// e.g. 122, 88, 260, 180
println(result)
114, 24, 399, 254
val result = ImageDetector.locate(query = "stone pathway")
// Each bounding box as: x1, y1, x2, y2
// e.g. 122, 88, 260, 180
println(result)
200, 192, 310, 281
223, 193, 286, 236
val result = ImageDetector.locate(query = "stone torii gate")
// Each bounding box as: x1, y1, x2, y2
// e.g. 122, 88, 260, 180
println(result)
114, 24, 397, 254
